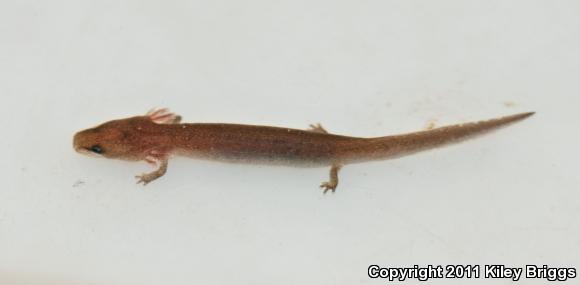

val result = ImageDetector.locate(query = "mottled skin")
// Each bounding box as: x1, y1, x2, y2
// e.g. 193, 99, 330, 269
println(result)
73, 109, 534, 192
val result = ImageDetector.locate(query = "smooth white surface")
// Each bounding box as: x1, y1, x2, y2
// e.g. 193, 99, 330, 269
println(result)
1, 1, 579, 284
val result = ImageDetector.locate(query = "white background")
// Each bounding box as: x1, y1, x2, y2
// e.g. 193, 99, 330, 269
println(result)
1, 1, 579, 284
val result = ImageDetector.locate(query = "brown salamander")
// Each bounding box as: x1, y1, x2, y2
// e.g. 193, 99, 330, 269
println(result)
73, 108, 534, 192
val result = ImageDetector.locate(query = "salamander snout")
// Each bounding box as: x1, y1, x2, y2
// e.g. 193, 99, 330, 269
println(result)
73, 129, 104, 157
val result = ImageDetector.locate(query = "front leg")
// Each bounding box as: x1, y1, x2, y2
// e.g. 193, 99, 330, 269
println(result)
320, 164, 342, 194
146, 108, 182, 124
136, 155, 169, 185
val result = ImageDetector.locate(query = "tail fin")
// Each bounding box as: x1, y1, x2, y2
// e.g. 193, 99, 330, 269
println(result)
348, 112, 534, 162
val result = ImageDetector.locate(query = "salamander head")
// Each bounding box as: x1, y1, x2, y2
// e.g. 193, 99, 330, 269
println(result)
73, 109, 182, 161
73, 116, 152, 161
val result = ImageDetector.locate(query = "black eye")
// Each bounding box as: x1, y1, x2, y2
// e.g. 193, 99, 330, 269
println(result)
89, 145, 103, 154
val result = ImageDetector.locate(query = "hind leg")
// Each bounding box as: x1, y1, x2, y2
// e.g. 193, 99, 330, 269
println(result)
308, 123, 328, 134
320, 164, 342, 194
306, 124, 343, 193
